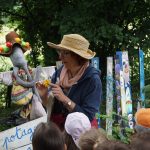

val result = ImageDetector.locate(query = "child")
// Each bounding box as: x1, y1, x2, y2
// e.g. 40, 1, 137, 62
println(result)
134, 108, 150, 133
32, 122, 66, 150
79, 128, 108, 150
64, 112, 91, 150
130, 131, 150, 150
93, 140, 129, 150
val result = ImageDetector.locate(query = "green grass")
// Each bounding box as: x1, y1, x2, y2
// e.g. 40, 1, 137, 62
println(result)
0, 104, 20, 132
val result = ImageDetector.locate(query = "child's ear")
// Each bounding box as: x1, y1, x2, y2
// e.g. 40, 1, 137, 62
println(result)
64, 143, 67, 150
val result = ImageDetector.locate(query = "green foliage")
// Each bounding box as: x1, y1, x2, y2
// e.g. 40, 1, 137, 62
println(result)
143, 86, 150, 97
140, 84, 150, 107
0, 0, 149, 68
0, 57, 12, 107
0, 105, 19, 131
99, 112, 134, 144
0, 1, 149, 89
0, 84, 7, 107
0, 0, 150, 133
113, 125, 134, 144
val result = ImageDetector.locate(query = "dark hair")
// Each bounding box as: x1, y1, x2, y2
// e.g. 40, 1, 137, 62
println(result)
70, 52, 89, 65
94, 141, 129, 150
130, 131, 150, 150
63, 130, 79, 150
32, 122, 65, 150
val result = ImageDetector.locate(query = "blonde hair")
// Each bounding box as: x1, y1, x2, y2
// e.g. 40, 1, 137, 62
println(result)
93, 141, 129, 150
78, 128, 108, 150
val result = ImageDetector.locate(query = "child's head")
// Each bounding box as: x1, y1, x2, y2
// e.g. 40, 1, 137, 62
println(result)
79, 128, 108, 150
64, 112, 91, 149
134, 108, 150, 133
32, 122, 66, 150
93, 140, 129, 150
130, 131, 150, 150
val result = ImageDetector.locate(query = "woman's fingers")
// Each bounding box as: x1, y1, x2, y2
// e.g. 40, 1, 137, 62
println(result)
36, 82, 48, 97
50, 83, 60, 88
36, 82, 44, 89
52, 90, 61, 94
51, 87, 61, 91
50, 83, 66, 102
51, 83, 62, 92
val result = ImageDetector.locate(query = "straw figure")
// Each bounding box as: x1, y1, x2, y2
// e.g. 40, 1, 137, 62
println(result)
0, 31, 46, 121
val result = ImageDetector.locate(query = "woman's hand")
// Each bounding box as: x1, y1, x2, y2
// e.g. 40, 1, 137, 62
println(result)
50, 83, 76, 111
36, 82, 48, 97
50, 83, 67, 103
36, 82, 48, 106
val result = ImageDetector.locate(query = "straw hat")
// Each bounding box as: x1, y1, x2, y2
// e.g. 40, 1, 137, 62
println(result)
0, 31, 30, 57
47, 34, 96, 59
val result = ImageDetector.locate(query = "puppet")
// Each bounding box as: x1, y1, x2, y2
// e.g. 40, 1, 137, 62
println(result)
0, 31, 46, 121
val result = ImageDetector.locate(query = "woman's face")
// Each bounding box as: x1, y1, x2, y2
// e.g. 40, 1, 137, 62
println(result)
58, 50, 79, 69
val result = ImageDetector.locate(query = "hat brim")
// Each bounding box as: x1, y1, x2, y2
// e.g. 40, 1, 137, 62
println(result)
47, 42, 95, 59
0, 43, 28, 57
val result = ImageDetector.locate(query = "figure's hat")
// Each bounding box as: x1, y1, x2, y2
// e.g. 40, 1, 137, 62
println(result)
0, 31, 30, 57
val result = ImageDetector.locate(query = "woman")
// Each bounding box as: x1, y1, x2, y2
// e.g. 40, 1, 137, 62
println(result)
39, 34, 102, 129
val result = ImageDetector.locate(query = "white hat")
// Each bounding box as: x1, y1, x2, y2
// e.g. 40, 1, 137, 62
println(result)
65, 112, 91, 147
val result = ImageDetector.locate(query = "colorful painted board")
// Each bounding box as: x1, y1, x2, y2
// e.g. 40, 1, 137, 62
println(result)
121, 51, 133, 128
115, 51, 133, 129
106, 57, 113, 135
139, 49, 145, 107
91, 57, 101, 128
114, 52, 122, 121
91, 57, 99, 70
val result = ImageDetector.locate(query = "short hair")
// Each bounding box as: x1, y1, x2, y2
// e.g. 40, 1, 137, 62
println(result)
79, 128, 108, 150
32, 122, 65, 150
93, 141, 129, 150
70, 52, 89, 65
